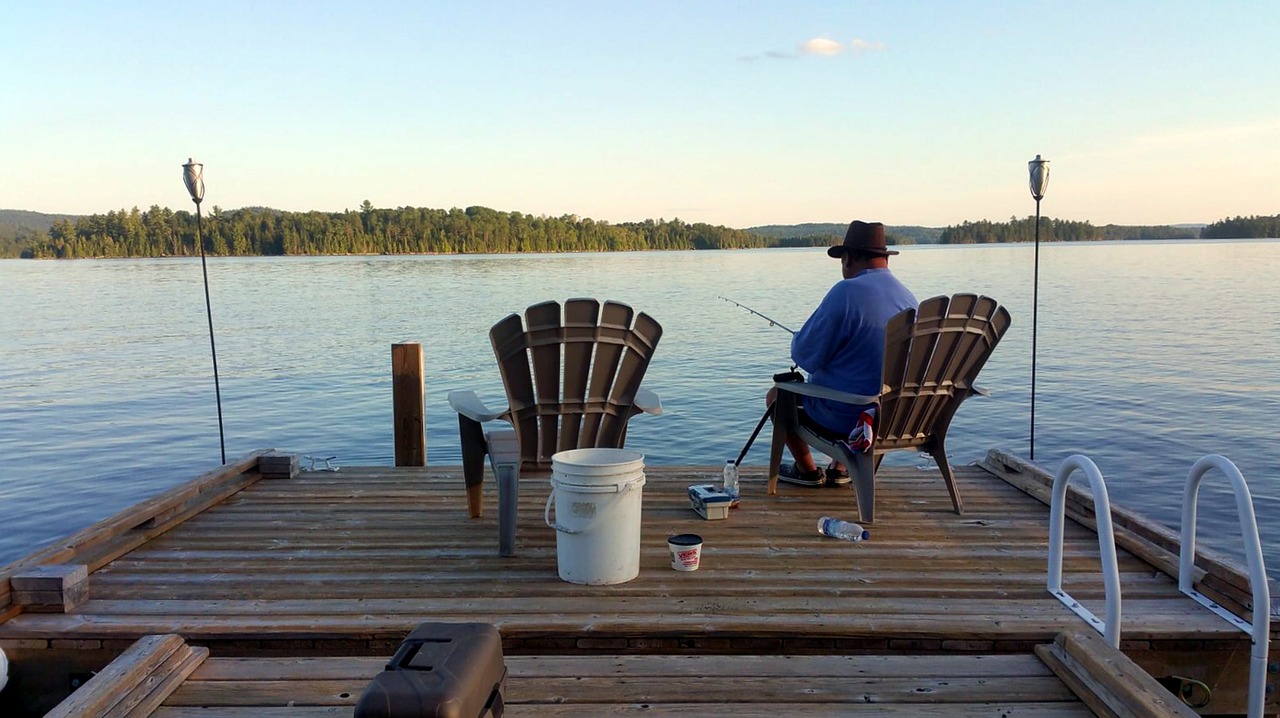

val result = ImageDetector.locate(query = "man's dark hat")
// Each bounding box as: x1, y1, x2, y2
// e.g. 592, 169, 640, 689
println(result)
827, 220, 898, 258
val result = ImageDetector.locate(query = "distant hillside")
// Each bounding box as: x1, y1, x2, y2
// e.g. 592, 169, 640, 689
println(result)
0, 209, 81, 231
0, 209, 83, 258
745, 223, 943, 246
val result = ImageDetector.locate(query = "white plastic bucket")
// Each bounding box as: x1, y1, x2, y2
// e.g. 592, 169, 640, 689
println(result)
544, 448, 646, 585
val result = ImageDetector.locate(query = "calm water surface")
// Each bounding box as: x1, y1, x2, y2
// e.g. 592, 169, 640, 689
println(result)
2, 241, 1277, 568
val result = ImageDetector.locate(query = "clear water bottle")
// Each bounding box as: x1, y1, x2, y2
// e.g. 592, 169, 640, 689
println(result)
818, 516, 868, 541
722, 459, 740, 507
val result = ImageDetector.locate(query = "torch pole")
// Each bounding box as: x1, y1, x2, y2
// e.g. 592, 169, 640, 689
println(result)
1027, 154, 1049, 462
194, 204, 226, 464
1030, 200, 1041, 460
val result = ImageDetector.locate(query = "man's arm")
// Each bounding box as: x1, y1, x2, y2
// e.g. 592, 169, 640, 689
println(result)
790, 284, 848, 373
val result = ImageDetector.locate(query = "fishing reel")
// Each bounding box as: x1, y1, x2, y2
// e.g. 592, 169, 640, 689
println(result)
773, 366, 804, 383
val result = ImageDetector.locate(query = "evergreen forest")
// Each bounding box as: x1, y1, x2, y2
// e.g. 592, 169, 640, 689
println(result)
13, 203, 825, 259
1200, 214, 1280, 239
939, 216, 1198, 244
2, 205, 1275, 260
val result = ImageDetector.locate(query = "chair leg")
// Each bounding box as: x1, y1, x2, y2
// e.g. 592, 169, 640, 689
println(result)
767, 409, 786, 496
849, 450, 876, 524
458, 414, 488, 518
930, 442, 965, 515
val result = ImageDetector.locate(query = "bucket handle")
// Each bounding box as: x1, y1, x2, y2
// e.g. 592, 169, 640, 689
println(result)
544, 478, 644, 535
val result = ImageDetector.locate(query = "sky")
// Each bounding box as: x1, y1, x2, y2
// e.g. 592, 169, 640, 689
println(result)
2, 1, 1278, 228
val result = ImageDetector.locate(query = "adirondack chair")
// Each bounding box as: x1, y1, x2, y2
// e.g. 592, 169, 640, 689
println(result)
768, 293, 1011, 523
448, 299, 663, 519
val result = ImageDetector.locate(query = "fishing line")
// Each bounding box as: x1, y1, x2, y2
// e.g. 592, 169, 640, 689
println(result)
717, 296, 796, 335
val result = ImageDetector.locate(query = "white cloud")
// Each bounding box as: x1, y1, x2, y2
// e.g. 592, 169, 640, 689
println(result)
800, 38, 844, 56
849, 38, 887, 55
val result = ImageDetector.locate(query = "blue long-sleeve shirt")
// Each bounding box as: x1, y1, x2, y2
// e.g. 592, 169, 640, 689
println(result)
790, 268, 918, 433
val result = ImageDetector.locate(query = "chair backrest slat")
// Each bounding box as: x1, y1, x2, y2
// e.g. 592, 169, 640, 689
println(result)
490, 298, 661, 467
558, 299, 601, 452
877, 294, 1010, 451
598, 311, 663, 444
889, 295, 950, 440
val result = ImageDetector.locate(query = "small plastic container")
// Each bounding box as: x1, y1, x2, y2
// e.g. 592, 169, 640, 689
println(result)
668, 534, 703, 571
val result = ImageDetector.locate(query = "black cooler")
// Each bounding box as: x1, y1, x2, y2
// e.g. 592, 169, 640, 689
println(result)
354, 622, 507, 718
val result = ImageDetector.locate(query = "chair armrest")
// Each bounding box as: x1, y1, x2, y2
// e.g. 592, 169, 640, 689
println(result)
970, 385, 991, 398
447, 390, 507, 423
634, 388, 663, 415
773, 381, 878, 406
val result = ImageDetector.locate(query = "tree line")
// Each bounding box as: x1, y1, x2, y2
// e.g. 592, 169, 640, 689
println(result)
7, 205, 1275, 260
1200, 214, 1280, 239
939, 216, 1198, 244
16, 202, 833, 259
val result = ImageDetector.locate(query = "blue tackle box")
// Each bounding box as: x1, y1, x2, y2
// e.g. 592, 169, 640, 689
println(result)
688, 484, 732, 520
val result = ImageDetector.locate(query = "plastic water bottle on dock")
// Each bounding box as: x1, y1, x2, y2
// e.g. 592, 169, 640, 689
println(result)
722, 460, 740, 507
818, 516, 868, 541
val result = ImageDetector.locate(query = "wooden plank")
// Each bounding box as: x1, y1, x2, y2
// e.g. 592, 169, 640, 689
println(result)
166, 675, 1080, 706
108, 643, 195, 717
1036, 631, 1198, 718
1, 608, 1240, 643
152, 706, 1095, 718
158, 650, 1094, 717
12, 582, 89, 613
44, 634, 185, 718
66, 597, 1220, 621
12, 564, 89, 591
122, 646, 209, 718
0, 450, 269, 615
188, 653, 1055, 681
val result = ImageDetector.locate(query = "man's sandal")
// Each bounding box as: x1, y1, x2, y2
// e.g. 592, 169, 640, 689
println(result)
825, 462, 851, 486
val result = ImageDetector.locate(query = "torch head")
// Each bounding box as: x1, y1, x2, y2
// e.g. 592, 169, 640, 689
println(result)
182, 158, 205, 204
1028, 154, 1049, 201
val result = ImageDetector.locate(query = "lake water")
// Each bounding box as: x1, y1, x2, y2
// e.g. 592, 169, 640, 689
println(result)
2, 241, 1278, 570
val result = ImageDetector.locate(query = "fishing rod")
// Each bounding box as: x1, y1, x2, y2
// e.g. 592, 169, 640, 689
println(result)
717, 296, 796, 335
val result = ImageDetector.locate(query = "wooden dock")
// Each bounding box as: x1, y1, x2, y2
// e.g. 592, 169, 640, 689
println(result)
0, 449, 1272, 716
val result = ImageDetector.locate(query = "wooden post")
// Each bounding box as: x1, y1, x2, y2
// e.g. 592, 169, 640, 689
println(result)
392, 342, 426, 467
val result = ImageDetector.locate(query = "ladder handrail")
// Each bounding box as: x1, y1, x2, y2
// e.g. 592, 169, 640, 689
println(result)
1048, 454, 1123, 648
1178, 454, 1269, 718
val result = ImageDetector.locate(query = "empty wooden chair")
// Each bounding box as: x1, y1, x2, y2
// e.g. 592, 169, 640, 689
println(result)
768, 293, 1011, 522
448, 299, 663, 519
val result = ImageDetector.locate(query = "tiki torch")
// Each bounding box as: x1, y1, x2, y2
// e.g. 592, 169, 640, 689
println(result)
183, 158, 226, 464
1028, 154, 1050, 461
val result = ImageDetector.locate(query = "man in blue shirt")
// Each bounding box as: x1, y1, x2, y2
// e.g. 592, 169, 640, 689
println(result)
771, 220, 918, 487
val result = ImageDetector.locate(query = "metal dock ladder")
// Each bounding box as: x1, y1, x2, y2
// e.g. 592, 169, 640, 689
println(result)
1178, 455, 1270, 718
1047, 453, 1270, 717
1047, 455, 1122, 646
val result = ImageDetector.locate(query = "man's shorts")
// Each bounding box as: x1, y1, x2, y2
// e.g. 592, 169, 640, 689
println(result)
797, 401, 850, 443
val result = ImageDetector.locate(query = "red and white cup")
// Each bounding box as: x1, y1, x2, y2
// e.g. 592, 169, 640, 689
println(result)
668, 533, 703, 571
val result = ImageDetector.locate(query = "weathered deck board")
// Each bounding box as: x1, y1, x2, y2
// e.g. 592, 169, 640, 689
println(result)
150, 653, 1096, 717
